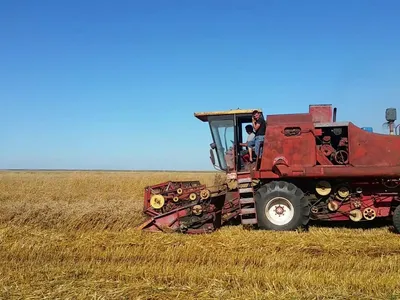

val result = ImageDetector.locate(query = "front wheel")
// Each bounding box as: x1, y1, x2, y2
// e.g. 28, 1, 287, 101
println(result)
255, 181, 310, 231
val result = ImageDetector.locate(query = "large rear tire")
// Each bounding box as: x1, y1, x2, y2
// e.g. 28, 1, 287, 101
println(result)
255, 181, 310, 231
393, 205, 400, 233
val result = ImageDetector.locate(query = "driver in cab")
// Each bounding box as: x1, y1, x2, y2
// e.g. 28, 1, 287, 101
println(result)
239, 125, 255, 162
247, 110, 266, 162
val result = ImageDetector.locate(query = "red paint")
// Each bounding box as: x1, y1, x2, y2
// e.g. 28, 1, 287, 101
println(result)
309, 104, 333, 123
257, 113, 400, 178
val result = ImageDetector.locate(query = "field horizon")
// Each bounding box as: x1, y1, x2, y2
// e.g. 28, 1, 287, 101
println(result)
0, 168, 217, 172
1, 171, 400, 299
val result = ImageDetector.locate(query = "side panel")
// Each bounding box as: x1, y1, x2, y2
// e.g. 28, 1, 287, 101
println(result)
348, 122, 400, 167
260, 114, 316, 171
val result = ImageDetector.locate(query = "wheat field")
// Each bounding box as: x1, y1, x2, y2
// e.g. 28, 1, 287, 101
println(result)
1, 171, 400, 299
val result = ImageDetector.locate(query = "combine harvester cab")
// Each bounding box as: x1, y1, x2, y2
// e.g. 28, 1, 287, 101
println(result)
139, 105, 400, 234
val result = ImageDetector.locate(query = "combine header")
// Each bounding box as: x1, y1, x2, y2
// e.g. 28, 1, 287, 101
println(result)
138, 105, 400, 233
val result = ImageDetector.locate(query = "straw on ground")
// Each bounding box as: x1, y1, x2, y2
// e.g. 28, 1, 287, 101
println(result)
0, 171, 399, 299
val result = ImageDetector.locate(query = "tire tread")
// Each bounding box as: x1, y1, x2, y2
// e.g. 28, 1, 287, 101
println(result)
255, 181, 309, 231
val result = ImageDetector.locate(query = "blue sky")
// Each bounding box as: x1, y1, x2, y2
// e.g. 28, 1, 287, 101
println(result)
1, 0, 400, 170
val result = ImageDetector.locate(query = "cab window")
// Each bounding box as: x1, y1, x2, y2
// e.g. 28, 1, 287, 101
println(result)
208, 117, 234, 170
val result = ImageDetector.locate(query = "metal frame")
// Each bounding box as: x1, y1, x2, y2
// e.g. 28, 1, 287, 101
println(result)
234, 113, 254, 172
138, 104, 400, 235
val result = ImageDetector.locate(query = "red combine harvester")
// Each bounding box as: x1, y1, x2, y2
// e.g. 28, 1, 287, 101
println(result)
138, 104, 400, 233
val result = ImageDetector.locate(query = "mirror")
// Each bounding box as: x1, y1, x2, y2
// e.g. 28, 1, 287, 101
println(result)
209, 149, 216, 165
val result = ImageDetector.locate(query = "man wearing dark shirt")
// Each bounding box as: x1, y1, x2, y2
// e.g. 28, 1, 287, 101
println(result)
247, 110, 266, 162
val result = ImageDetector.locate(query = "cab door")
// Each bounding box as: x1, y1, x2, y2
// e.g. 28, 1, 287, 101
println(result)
235, 114, 254, 172
208, 116, 235, 171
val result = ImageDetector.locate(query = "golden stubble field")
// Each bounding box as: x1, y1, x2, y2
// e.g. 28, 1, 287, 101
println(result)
1, 171, 400, 300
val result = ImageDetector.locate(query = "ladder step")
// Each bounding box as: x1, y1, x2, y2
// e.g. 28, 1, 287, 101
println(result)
240, 208, 256, 215
238, 177, 252, 183
240, 197, 255, 204
239, 188, 253, 194
241, 218, 258, 225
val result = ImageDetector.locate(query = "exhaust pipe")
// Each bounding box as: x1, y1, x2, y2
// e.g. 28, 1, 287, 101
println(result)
333, 107, 337, 122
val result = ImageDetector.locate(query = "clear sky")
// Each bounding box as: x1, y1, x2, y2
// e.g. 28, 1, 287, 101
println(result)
1, 0, 400, 170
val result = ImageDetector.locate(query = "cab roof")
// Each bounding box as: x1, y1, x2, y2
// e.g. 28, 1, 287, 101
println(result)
194, 108, 263, 122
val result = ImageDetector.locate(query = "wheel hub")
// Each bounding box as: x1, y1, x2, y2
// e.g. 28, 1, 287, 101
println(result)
265, 197, 294, 226
274, 205, 285, 216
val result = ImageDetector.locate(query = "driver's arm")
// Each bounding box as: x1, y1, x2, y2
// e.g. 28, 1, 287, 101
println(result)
253, 118, 260, 131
